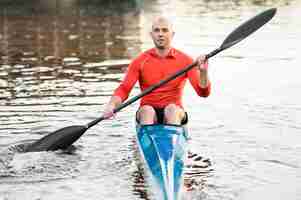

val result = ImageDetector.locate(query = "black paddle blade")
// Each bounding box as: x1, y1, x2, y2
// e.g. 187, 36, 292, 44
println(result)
25, 125, 87, 152
221, 8, 277, 50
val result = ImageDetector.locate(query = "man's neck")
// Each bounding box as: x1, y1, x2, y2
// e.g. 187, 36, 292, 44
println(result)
155, 47, 171, 57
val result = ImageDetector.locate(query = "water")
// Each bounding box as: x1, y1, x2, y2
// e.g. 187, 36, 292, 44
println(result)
1, 0, 301, 199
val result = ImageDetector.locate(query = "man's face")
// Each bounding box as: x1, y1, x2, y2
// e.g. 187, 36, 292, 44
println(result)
150, 20, 174, 50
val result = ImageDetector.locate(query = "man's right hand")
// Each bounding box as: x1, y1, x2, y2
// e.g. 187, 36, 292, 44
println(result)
101, 96, 122, 119
102, 105, 115, 119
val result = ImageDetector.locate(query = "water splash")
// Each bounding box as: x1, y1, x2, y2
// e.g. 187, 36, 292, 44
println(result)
0, 143, 80, 184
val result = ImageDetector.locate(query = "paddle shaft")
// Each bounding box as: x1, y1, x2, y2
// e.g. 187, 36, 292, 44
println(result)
87, 8, 276, 129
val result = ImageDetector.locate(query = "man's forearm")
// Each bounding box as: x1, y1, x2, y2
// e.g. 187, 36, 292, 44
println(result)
199, 69, 209, 88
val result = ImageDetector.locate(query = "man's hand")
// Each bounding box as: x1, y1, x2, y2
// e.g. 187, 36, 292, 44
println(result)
196, 54, 208, 72
101, 96, 122, 119
195, 54, 209, 88
102, 105, 115, 119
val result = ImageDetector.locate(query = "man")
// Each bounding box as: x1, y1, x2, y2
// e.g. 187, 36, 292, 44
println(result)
102, 16, 210, 125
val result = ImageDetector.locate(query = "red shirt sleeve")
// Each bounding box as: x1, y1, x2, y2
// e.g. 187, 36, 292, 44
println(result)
187, 61, 211, 97
113, 57, 140, 102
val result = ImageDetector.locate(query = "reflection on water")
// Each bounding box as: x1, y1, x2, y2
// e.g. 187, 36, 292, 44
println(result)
132, 163, 151, 200
0, 0, 140, 100
0, 0, 141, 61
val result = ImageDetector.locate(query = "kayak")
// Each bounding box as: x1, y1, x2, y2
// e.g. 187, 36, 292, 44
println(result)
136, 124, 188, 200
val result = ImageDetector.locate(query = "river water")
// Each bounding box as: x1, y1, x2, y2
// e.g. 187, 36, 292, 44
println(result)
1, 0, 301, 199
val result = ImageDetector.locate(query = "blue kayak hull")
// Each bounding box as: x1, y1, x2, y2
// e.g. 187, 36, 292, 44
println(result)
136, 124, 188, 200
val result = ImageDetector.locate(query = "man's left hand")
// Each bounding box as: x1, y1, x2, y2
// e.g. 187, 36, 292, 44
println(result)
196, 55, 208, 72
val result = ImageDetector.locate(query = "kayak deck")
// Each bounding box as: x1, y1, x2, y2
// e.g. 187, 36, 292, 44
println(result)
136, 124, 188, 200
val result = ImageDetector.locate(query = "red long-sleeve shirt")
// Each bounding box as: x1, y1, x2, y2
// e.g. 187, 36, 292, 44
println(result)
113, 48, 211, 108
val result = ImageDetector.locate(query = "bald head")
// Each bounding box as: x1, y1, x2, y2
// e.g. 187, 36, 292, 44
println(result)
151, 16, 174, 32
150, 15, 175, 51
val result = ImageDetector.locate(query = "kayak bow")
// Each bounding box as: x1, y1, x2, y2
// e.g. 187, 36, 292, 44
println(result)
136, 124, 188, 200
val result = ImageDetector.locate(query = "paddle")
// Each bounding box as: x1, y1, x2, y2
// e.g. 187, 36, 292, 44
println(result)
26, 8, 277, 152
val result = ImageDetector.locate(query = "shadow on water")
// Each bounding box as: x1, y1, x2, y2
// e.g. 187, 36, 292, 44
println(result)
131, 156, 214, 199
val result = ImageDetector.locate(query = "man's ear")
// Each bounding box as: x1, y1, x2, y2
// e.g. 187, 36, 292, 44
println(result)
149, 31, 153, 38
